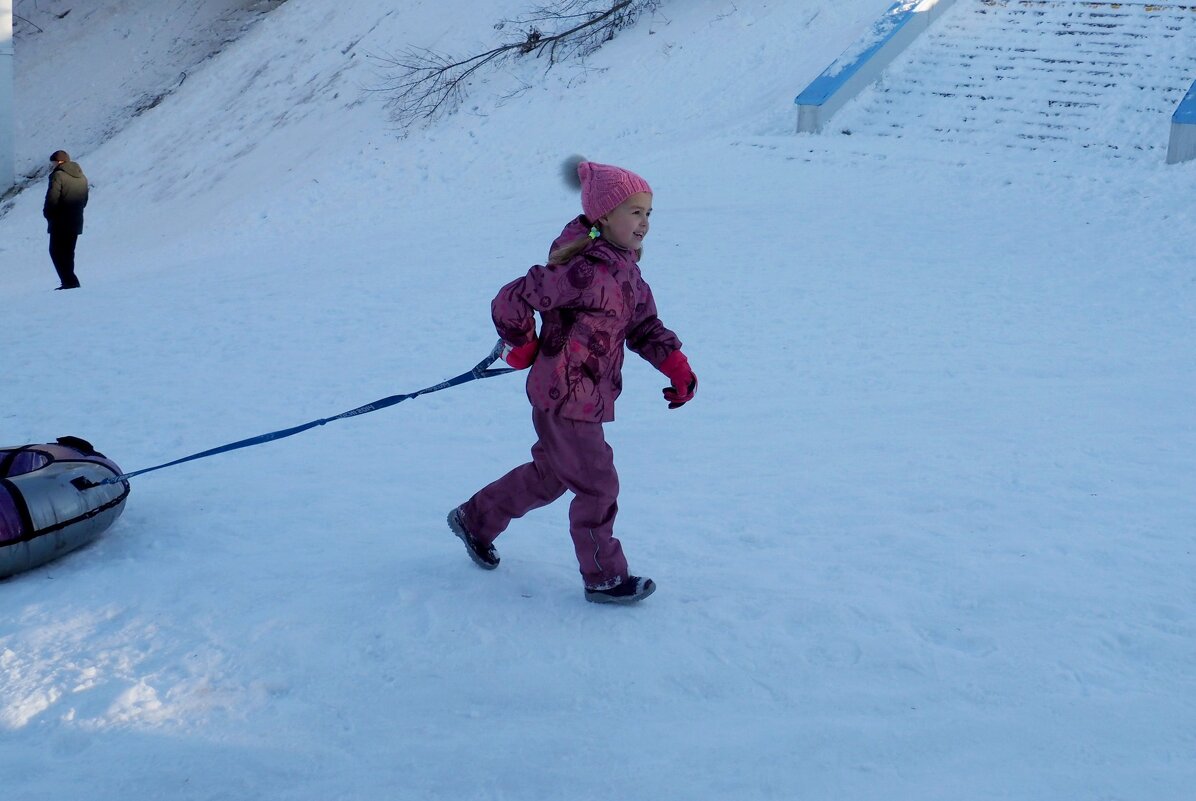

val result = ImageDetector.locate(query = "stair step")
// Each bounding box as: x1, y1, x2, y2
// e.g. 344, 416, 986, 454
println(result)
828, 0, 1196, 159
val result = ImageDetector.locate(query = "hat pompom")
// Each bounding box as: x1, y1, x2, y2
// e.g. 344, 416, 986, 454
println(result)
561, 154, 586, 190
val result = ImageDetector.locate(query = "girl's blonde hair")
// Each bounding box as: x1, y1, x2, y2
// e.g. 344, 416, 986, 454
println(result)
548, 233, 594, 265
547, 224, 643, 265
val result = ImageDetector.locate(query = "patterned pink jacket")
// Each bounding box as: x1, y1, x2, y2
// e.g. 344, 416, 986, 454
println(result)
491, 216, 682, 422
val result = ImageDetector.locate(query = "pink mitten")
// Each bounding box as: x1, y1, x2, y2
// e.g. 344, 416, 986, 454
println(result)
503, 338, 539, 370
659, 350, 697, 409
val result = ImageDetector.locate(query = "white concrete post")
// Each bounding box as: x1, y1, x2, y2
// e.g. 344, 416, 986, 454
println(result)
0, 0, 13, 195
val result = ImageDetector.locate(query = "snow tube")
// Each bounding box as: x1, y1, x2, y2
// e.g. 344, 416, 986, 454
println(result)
0, 436, 130, 579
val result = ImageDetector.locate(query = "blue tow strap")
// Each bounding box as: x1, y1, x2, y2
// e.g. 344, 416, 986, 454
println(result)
98, 340, 513, 485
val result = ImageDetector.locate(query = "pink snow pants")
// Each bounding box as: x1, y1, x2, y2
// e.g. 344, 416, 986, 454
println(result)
462, 407, 628, 590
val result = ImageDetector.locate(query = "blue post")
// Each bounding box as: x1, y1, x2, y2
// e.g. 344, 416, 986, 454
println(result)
795, 0, 958, 134
1167, 79, 1196, 165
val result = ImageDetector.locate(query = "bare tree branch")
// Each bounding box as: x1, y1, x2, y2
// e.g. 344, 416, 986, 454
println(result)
370, 0, 660, 132
14, 14, 46, 34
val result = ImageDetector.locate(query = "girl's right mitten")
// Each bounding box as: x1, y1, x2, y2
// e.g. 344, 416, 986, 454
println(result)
503, 337, 539, 370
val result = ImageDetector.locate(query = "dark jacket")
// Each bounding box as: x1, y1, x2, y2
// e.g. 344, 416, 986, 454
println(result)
43, 162, 89, 235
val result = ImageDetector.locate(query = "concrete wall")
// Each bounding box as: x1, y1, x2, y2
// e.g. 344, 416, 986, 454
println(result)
1, 0, 13, 194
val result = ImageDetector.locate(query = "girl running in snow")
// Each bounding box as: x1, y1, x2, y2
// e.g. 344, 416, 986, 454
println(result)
448, 157, 697, 604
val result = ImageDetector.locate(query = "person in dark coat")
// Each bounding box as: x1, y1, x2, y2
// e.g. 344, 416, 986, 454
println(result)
43, 150, 89, 290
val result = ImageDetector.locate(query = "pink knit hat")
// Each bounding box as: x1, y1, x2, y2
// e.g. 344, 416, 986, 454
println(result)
564, 157, 652, 222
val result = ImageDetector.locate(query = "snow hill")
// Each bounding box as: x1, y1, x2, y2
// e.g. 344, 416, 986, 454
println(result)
2, 1, 1194, 800
8, 0, 287, 185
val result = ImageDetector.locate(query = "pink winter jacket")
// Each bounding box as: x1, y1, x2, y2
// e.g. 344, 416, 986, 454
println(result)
491, 216, 682, 422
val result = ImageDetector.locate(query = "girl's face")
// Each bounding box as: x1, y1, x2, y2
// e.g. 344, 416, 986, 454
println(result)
599, 192, 652, 251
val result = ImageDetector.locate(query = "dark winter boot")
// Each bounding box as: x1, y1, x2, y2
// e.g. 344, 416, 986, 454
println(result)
584, 576, 656, 605
447, 506, 499, 570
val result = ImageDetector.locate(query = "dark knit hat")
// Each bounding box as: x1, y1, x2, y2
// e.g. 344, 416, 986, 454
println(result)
50, 150, 70, 163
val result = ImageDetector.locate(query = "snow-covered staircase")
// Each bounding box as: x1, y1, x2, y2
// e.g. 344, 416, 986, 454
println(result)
831, 0, 1196, 160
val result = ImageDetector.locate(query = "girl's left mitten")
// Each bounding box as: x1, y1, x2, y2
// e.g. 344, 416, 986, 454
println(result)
659, 350, 697, 409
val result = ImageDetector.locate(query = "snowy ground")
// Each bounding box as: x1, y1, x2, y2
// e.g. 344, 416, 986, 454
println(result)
2, 1, 1194, 799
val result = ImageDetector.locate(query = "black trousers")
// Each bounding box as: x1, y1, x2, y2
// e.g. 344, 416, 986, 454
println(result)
49, 230, 80, 288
